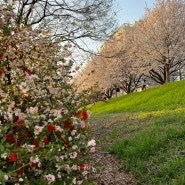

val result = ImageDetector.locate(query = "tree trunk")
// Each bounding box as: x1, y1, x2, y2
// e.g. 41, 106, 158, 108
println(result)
179, 70, 182, 80
165, 63, 170, 83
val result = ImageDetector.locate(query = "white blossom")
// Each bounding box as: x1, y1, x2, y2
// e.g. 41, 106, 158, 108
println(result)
1, 153, 7, 159
87, 139, 96, 147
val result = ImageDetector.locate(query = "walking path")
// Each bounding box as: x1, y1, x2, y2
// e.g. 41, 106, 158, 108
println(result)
89, 119, 137, 185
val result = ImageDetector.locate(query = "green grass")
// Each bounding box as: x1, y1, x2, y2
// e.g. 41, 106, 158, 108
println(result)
89, 80, 185, 114
89, 80, 185, 185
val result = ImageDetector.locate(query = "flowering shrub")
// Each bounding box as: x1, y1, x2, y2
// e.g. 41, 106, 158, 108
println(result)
0, 3, 95, 185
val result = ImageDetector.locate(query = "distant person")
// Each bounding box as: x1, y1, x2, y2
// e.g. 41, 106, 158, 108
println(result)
142, 80, 147, 90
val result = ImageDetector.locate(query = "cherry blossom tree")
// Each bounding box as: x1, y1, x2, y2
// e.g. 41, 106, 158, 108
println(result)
88, 24, 146, 95
137, 0, 185, 84
109, 24, 145, 93
75, 0, 185, 94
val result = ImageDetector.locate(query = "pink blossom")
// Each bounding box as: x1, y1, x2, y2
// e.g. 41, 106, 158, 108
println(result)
29, 106, 38, 114
72, 120, 78, 126
77, 180, 83, 185
55, 125, 63, 132
90, 147, 96, 153
49, 88, 59, 95
71, 130, 77, 136
18, 112, 25, 119
62, 108, 68, 114
80, 121, 86, 128
44, 174, 55, 184
34, 125, 43, 135
65, 165, 71, 174
72, 165, 78, 170
70, 152, 78, 159
53, 109, 61, 116
25, 74, 37, 80
30, 156, 40, 163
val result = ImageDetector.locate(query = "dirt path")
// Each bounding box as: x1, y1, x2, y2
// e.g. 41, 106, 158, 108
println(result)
89, 118, 137, 185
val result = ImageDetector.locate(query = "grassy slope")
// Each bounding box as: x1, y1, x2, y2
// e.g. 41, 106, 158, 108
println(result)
89, 80, 185, 185
89, 80, 185, 114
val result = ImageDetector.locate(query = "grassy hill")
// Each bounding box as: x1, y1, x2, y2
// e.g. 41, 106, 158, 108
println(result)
88, 80, 185, 185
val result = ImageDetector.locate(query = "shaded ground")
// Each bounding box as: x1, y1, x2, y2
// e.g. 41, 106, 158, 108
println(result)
89, 115, 137, 185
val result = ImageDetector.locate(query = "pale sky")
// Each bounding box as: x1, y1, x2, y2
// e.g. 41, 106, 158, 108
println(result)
89, 0, 157, 51
78, 0, 157, 55
115, 0, 156, 26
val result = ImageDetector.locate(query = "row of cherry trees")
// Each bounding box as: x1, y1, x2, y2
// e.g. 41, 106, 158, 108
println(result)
0, 0, 116, 184
74, 0, 185, 100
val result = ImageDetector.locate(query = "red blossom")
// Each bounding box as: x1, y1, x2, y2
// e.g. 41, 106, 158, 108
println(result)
0, 69, 3, 76
23, 132, 28, 139
17, 169, 23, 175
81, 111, 88, 120
16, 140, 22, 147
79, 163, 90, 170
43, 138, 49, 145
84, 124, 89, 130
18, 66, 32, 75
76, 110, 88, 120
15, 124, 21, 130
31, 163, 37, 168
63, 120, 72, 129
15, 118, 24, 130
79, 163, 85, 171
4, 43, 9, 49
9, 153, 17, 162
0, 53, 3, 59
24, 68, 31, 75
47, 124, 56, 132
64, 141, 70, 147
33, 140, 39, 148
6, 134, 14, 143
16, 118, 24, 124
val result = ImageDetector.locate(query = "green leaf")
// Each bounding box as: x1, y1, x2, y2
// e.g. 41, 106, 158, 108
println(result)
1, 138, 6, 144
0, 144, 5, 152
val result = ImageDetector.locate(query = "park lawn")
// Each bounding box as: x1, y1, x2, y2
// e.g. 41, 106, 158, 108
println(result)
88, 80, 185, 185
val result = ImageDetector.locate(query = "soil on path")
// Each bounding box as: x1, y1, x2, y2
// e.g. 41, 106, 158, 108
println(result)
89, 117, 138, 185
